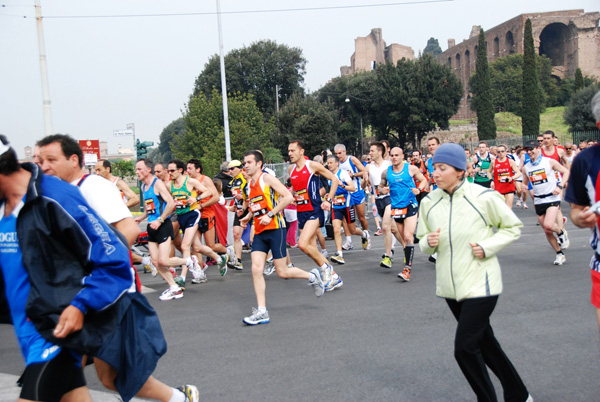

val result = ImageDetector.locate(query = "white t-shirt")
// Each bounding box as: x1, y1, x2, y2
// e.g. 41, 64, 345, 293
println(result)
71, 174, 132, 224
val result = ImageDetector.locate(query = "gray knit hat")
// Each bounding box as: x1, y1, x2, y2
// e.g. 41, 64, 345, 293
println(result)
432, 143, 467, 171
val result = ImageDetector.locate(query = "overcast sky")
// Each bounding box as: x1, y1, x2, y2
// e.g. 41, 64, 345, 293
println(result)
1, 0, 597, 158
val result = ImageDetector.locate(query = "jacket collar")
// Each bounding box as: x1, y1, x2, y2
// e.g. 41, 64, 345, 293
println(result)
442, 178, 467, 197
21, 162, 43, 205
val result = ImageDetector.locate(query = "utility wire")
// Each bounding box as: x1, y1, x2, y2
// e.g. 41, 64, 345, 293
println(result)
0, 0, 452, 19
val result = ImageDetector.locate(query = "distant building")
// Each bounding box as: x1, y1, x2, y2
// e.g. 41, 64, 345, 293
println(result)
438, 9, 600, 119
341, 28, 415, 76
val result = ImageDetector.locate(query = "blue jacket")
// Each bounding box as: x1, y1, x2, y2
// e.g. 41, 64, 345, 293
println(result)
0, 163, 133, 353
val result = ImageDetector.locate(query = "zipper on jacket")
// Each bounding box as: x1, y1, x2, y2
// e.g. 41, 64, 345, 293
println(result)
448, 193, 456, 294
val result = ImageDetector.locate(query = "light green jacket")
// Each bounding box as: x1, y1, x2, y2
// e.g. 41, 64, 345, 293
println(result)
417, 180, 523, 301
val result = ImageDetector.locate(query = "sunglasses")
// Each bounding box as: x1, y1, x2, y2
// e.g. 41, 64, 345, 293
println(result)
565, 147, 572, 150
498, 150, 506, 153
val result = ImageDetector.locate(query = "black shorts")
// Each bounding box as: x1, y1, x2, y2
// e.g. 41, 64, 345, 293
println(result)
391, 203, 419, 223
535, 201, 561, 216
475, 180, 492, 188
199, 216, 216, 234
177, 209, 201, 232
375, 196, 391, 218
18, 349, 86, 402
333, 207, 356, 224
147, 220, 174, 244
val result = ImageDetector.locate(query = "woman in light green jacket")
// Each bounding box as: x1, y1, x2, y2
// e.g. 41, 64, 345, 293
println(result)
417, 143, 532, 402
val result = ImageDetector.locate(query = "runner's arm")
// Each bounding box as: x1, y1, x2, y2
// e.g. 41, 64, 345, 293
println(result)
116, 179, 140, 208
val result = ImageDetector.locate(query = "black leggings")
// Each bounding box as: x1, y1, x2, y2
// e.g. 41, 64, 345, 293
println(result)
446, 296, 529, 402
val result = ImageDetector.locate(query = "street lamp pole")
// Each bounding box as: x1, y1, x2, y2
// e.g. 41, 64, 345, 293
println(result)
35, 0, 53, 136
216, 0, 231, 161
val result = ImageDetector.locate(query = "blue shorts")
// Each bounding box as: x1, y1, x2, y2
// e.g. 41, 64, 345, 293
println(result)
333, 207, 356, 223
177, 209, 201, 232
350, 189, 366, 206
252, 228, 287, 259
297, 209, 324, 230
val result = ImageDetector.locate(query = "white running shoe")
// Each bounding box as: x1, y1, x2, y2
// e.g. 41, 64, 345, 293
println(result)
142, 256, 157, 277
320, 248, 329, 258
341, 240, 354, 251
243, 307, 270, 325
557, 229, 570, 250
553, 253, 566, 266
226, 245, 237, 265
159, 286, 183, 301
191, 267, 207, 284
325, 273, 343, 292
309, 268, 325, 297
516, 199, 522, 207
362, 230, 372, 250
263, 258, 275, 276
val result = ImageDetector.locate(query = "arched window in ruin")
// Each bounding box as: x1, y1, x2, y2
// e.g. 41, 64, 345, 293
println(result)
505, 31, 515, 54
493, 37, 500, 58
464, 49, 471, 79
455, 53, 461, 69
448, 57, 452, 67
539, 23, 573, 67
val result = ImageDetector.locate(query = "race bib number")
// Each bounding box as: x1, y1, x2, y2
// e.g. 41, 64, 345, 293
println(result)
174, 195, 187, 209
529, 169, 548, 185
144, 198, 156, 215
333, 195, 346, 206
250, 202, 268, 218
391, 207, 408, 218
477, 171, 488, 178
498, 172, 510, 183
295, 189, 309, 205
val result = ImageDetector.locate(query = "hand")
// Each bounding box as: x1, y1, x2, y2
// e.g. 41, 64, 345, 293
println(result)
469, 242, 484, 259
411, 188, 420, 195
575, 206, 598, 228
187, 197, 196, 205
259, 215, 272, 226
53, 305, 84, 338
552, 186, 562, 196
234, 193, 243, 200
321, 200, 331, 212
149, 220, 161, 230
490, 182, 495, 190
427, 228, 441, 248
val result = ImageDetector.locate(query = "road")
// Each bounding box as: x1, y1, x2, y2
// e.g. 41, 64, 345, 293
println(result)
0, 201, 598, 401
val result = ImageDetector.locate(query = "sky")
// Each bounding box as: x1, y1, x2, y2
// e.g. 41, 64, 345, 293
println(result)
0, 0, 598, 158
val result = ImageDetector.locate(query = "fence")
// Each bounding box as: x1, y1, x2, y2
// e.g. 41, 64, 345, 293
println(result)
265, 162, 290, 182
458, 131, 600, 151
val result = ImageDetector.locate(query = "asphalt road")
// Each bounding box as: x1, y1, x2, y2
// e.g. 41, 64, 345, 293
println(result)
1, 200, 599, 401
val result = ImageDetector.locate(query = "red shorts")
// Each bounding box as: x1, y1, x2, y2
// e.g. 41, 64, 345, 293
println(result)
591, 270, 600, 309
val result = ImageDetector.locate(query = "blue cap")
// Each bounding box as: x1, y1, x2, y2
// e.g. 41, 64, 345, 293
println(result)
432, 143, 467, 171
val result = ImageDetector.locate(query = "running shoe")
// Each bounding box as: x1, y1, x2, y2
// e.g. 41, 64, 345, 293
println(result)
174, 275, 186, 290
557, 229, 570, 250
169, 267, 177, 277
289, 244, 299, 248
159, 286, 183, 301
341, 241, 354, 251
398, 266, 411, 282
522, 203, 528, 210
325, 273, 343, 292
142, 256, 157, 277
330, 252, 345, 265
219, 254, 229, 276
362, 230, 372, 250
243, 307, 270, 325
191, 268, 207, 284
309, 268, 325, 297
516, 199, 522, 207
205, 257, 216, 266
380, 254, 393, 269
428, 255, 437, 263
320, 263, 333, 284
263, 258, 275, 276
232, 260, 244, 270
177, 385, 199, 402
226, 245, 237, 265
320, 248, 329, 258
374, 228, 383, 236
553, 253, 566, 266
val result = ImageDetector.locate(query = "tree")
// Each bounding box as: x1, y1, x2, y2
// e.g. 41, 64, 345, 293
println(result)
471, 28, 496, 140
176, 89, 280, 177
564, 84, 600, 132
192, 40, 306, 117
112, 160, 135, 181
522, 19, 540, 137
574, 68, 585, 91
373, 55, 462, 149
149, 118, 186, 164
423, 38, 442, 57
276, 92, 339, 158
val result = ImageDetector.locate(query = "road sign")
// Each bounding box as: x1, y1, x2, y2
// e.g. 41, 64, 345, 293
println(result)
79, 139, 100, 166
113, 129, 134, 137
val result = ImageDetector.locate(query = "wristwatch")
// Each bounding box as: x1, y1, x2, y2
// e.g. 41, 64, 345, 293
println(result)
557, 184, 563, 190
158, 217, 164, 223
267, 211, 275, 218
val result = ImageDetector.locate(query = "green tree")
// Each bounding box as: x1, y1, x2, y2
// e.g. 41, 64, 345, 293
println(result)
522, 19, 540, 137
276, 92, 339, 158
192, 40, 306, 117
373, 55, 462, 149
574, 68, 585, 91
564, 84, 600, 132
176, 89, 279, 177
112, 160, 135, 181
423, 37, 442, 57
471, 28, 496, 140
150, 118, 186, 164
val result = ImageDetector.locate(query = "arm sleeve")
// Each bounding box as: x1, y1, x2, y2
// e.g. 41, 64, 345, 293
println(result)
476, 191, 523, 258
417, 199, 437, 255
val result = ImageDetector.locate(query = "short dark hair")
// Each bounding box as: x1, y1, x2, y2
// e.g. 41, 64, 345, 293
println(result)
98, 159, 112, 172
427, 137, 440, 145
543, 130, 556, 138
412, 150, 422, 156
0, 135, 20, 175
326, 154, 339, 163
289, 140, 305, 151
244, 150, 264, 168
370, 141, 385, 155
187, 158, 202, 173
137, 158, 154, 170
167, 159, 185, 172
37, 134, 84, 168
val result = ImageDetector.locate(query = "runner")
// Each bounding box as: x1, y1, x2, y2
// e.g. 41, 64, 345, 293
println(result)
240, 150, 325, 325
490, 144, 521, 209
288, 140, 342, 291
95, 159, 140, 208
325, 154, 367, 265
411, 149, 430, 204
565, 90, 600, 329
333, 143, 371, 250
563, 141, 576, 165
135, 159, 197, 299
228, 159, 248, 270
168, 159, 227, 287
473, 141, 494, 188
522, 140, 571, 265
378, 147, 427, 280
186, 159, 236, 273
464, 148, 475, 183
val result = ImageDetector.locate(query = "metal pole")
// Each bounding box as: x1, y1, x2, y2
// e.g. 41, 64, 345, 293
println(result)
127, 123, 135, 160
275, 85, 280, 114
35, 0, 53, 135
216, 0, 231, 161
360, 116, 364, 156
